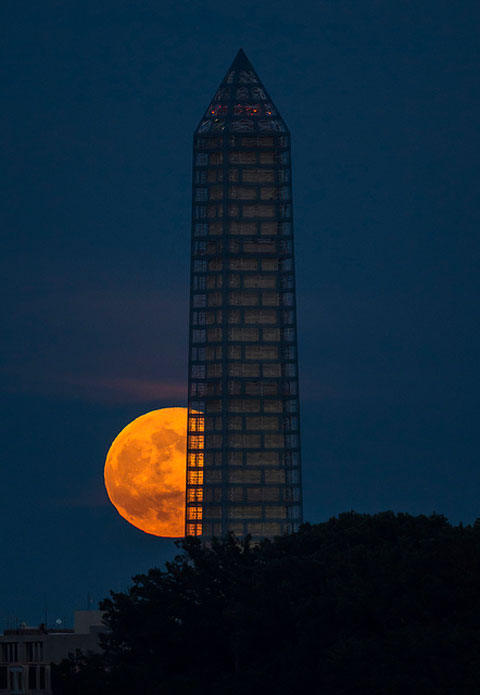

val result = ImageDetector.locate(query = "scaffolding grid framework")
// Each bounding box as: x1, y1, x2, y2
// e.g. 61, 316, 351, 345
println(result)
186, 50, 303, 540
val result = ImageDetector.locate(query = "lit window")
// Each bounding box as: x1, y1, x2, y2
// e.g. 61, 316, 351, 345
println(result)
188, 452, 204, 468
186, 522, 202, 536
189, 435, 204, 449
187, 506, 203, 520
188, 416, 205, 432
188, 470, 204, 485
187, 488, 203, 502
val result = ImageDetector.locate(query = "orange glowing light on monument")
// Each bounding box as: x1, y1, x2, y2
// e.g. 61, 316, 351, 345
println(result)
104, 408, 187, 538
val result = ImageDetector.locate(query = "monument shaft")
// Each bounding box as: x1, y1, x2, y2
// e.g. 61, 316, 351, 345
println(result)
186, 50, 302, 539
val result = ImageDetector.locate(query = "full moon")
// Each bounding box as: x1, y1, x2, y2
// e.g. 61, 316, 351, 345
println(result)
104, 407, 187, 538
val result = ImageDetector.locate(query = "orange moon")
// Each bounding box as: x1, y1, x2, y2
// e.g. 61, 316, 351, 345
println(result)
104, 407, 187, 538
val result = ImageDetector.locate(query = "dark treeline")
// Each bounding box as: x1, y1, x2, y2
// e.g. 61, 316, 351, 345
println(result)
53, 512, 480, 694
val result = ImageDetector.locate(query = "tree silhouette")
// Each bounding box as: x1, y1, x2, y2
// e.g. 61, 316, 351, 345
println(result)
53, 512, 480, 694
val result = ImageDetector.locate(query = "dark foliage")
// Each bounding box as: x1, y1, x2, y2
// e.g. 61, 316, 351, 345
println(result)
53, 512, 480, 694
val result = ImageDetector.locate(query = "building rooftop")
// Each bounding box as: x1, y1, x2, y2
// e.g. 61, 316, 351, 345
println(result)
1, 610, 104, 637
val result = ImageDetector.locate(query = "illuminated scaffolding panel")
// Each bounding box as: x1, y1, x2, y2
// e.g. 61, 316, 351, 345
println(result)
186, 49, 303, 540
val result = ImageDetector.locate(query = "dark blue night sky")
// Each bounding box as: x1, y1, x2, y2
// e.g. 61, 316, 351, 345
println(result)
1, 0, 479, 626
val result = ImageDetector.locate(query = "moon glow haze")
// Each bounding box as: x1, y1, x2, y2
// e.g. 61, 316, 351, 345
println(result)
104, 408, 187, 537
